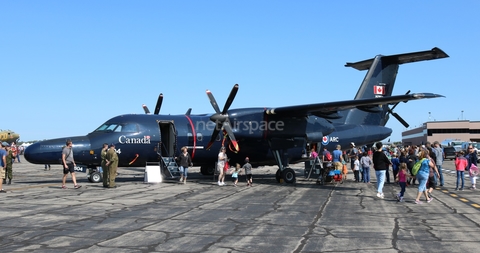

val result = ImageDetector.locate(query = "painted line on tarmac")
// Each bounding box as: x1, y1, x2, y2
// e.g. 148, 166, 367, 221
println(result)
441, 189, 480, 210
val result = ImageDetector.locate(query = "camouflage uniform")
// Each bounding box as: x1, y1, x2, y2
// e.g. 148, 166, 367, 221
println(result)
106, 147, 118, 188
101, 148, 109, 187
5, 149, 14, 183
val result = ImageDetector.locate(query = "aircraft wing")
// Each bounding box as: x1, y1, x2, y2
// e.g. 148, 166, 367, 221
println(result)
264, 93, 444, 118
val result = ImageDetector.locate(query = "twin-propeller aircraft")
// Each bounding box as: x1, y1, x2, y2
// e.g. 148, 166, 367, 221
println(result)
25, 47, 448, 183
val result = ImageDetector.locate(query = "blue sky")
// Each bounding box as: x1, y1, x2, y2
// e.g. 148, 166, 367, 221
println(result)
1, 1, 478, 142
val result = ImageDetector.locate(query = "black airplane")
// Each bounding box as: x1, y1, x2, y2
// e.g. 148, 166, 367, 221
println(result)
25, 47, 448, 183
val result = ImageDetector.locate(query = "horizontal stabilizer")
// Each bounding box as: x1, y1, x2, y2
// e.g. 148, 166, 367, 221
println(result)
345, 47, 449, 71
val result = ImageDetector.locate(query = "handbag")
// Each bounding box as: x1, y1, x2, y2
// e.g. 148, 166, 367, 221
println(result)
470, 164, 479, 176
224, 161, 230, 171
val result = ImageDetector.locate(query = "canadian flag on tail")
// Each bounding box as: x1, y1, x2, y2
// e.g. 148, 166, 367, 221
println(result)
373, 85, 385, 95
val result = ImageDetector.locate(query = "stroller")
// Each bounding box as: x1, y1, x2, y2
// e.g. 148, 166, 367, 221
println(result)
317, 162, 338, 185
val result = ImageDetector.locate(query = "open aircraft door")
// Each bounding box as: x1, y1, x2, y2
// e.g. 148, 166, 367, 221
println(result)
157, 120, 178, 157
156, 120, 181, 179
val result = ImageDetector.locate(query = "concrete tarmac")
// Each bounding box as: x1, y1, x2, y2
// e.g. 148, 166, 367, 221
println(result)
1, 156, 480, 252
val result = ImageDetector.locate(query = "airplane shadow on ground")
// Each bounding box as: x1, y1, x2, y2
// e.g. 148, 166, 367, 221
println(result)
13, 171, 373, 191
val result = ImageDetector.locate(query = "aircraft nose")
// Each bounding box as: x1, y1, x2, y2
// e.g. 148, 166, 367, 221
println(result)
24, 136, 92, 164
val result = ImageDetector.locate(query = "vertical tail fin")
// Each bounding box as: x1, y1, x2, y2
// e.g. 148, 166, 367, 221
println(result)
342, 47, 448, 126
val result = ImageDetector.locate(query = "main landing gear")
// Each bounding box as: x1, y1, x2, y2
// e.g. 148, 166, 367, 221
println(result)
272, 150, 296, 184
200, 165, 215, 176
87, 166, 103, 183
275, 168, 296, 184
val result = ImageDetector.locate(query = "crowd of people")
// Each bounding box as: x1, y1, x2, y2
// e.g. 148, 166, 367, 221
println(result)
315, 141, 478, 204
2, 139, 477, 197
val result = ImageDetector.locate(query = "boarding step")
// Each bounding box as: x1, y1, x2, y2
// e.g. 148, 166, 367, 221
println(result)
161, 156, 181, 178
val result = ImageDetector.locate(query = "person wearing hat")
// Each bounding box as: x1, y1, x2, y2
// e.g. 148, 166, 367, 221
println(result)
101, 143, 109, 188
0, 142, 8, 192
105, 143, 119, 188
5, 142, 14, 185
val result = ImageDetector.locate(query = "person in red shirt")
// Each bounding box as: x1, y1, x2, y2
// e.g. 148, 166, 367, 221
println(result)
455, 150, 468, 191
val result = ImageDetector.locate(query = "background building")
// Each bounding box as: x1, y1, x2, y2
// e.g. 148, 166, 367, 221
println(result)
402, 120, 480, 145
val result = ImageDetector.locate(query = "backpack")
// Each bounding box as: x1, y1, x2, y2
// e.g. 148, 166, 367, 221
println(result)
325, 151, 332, 161
412, 158, 426, 176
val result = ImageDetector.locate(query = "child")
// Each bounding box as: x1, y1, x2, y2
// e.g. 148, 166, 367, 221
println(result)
391, 154, 400, 182
243, 157, 253, 187
360, 151, 372, 183
353, 155, 360, 182
231, 163, 241, 187
396, 162, 410, 202
455, 150, 468, 191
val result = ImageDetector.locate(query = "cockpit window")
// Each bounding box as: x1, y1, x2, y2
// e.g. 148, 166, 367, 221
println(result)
118, 123, 138, 132
94, 123, 139, 133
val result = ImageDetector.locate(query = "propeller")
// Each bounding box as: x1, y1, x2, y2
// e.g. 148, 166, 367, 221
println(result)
387, 90, 410, 128
142, 104, 151, 114
142, 93, 163, 115
205, 84, 240, 152
154, 93, 163, 115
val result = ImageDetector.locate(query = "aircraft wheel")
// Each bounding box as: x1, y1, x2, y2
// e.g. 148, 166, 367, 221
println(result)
275, 169, 282, 183
90, 172, 102, 183
282, 168, 296, 184
200, 166, 215, 176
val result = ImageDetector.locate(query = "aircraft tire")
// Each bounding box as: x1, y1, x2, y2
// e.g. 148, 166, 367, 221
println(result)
282, 168, 296, 184
275, 169, 282, 183
90, 172, 102, 183
200, 166, 215, 176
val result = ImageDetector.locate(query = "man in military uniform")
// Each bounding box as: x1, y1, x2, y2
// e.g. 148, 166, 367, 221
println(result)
105, 143, 118, 188
0, 142, 7, 192
100, 143, 109, 188
5, 143, 14, 184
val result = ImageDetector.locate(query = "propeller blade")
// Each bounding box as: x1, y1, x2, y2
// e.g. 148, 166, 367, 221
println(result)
154, 93, 163, 115
221, 84, 239, 114
223, 120, 239, 152
206, 121, 223, 150
390, 90, 411, 111
142, 104, 150, 114
391, 112, 410, 128
386, 90, 411, 128
205, 84, 240, 151
206, 90, 221, 114
222, 120, 236, 142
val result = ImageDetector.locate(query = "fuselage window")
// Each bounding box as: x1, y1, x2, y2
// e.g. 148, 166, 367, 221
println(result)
197, 133, 203, 142
121, 123, 138, 132
106, 124, 119, 132
94, 123, 119, 132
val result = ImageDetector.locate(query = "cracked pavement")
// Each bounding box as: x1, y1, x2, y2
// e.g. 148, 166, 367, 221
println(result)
1, 157, 480, 252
